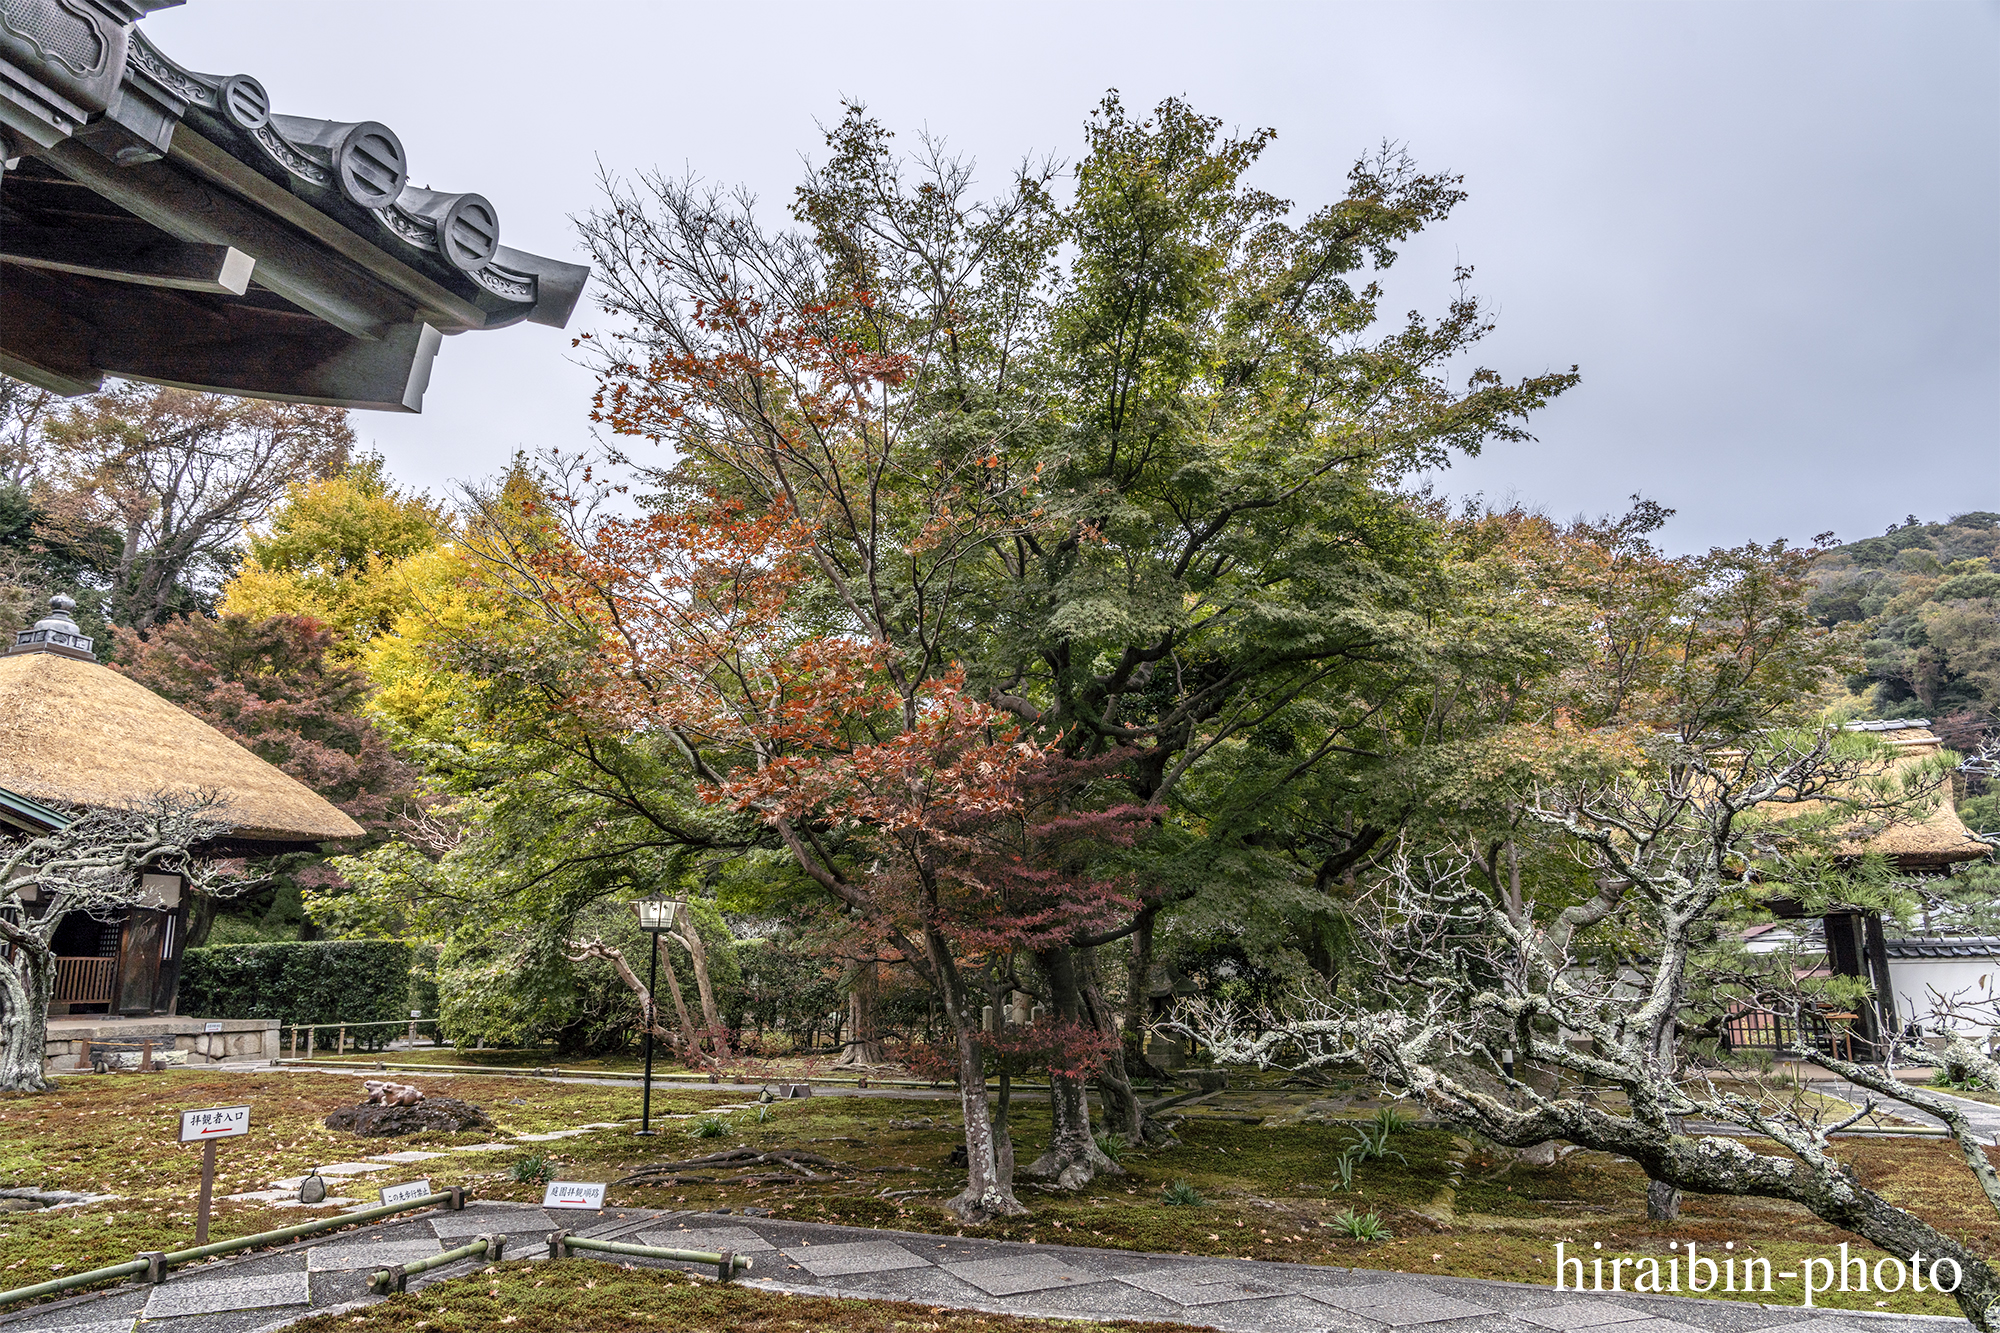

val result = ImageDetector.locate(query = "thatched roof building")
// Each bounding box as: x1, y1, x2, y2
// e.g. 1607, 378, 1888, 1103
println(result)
1837, 719, 1988, 870
0, 600, 360, 844
1, 598, 362, 1020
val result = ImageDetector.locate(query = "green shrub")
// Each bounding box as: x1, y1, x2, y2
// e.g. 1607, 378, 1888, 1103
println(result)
691, 1116, 731, 1139
508, 1154, 555, 1186
1161, 1180, 1206, 1207
178, 941, 413, 1049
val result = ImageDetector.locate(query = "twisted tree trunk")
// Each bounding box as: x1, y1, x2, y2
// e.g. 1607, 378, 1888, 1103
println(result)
0, 940, 53, 1093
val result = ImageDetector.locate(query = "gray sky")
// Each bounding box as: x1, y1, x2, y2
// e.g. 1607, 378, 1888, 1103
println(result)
145, 1, 1997, 554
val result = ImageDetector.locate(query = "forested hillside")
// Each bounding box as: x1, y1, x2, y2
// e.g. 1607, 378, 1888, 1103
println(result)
1811, 511, 1999, 736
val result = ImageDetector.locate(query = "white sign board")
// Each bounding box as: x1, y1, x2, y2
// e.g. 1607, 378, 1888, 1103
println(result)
542, 1180, 606, 1210
178, 1105, 250, 1142
378, 1179, 433, 1207
203, 1022, 223, 1033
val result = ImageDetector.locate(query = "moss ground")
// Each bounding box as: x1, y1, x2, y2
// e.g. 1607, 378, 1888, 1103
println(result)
1, 1070, 1993, 1320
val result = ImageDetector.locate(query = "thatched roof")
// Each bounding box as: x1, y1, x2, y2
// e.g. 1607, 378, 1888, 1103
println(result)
0, 650, 363, 843
1835, 724, 1989, 869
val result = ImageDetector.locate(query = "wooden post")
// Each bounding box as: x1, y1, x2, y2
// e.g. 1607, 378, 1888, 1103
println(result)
74, 1038, 91, 1071
337, 1025, 346, 1056
195, 1138, 217, 1245
139, 1040, 154, 1073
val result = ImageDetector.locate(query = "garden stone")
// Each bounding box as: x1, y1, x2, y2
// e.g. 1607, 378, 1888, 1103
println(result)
323, 1097, 491, 1137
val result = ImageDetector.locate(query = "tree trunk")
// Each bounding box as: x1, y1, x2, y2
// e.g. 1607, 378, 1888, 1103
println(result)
1024, 946, 1122, 1187
673, 924, 727, 1055
1079, 944, 1154, 1146
0, 942, 54, 1092
928, 930, 1023, 1222
837, 959, 885, 1066
657, 939, 707, 1067
185, 889, 219, 951
1645, 1001, 1683, 1221
1124, 907, 1157, 1073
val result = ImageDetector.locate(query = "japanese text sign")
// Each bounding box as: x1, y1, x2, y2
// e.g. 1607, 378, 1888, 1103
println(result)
542, 1181, 606, 1210
178, 1105, 250, 1142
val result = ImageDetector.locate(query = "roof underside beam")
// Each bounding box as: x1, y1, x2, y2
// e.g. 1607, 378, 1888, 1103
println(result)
0, 265, 440, 412
2, 221, 253, 294
41, 138, 417, 340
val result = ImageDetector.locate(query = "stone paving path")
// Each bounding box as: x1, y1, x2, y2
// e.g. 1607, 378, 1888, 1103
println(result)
1804, 1081, 2000, 1146
0, 1201, 1971, 1333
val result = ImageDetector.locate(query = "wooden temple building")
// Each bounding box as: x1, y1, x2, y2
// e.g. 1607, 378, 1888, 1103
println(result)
1732, 718, 1994, 1062
0, 0, 588, 409
0, 598, 360, 1068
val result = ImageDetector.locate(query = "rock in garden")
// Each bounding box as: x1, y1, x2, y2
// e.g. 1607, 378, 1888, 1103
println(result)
362, 1079, 426, 1106
324, 1096, 492, 1136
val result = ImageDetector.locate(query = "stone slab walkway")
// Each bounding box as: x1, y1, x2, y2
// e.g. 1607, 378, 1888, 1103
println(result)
0, 1201, 1972, 1333
1804, 1081, 2000, 1146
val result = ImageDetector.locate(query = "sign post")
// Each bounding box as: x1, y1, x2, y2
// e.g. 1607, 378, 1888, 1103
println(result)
178, 1105, 250, 1244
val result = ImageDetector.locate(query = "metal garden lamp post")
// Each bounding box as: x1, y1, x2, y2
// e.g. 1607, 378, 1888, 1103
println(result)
632, 895, 686, 1135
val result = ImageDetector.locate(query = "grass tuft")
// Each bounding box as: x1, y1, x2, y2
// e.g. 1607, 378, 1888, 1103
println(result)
1330, 1207, 1392, 1241
690, 1115, 731, 1139
1161, 1179, 1206, 1207
507, 1153, 555, 1186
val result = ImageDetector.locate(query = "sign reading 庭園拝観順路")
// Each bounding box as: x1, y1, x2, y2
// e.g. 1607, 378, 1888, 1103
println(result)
178, 1105, 250, 1142
543, 1181, 606, 1210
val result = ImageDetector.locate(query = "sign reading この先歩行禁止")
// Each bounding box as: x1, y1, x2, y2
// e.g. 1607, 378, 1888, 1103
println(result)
379, 1179, 433, 1207
178, 1105, 250, 1142
543, 1181, 606, 1210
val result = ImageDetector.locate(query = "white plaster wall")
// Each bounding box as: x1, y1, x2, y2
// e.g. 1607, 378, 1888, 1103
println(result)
1886, 955, 2000, 1035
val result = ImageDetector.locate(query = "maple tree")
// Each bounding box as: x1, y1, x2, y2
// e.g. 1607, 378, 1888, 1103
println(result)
114, 612, 415, 942
468, 92, 1586, 1212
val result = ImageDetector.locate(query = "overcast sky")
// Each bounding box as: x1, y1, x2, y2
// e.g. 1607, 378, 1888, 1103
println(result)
144, 0, 1997, 554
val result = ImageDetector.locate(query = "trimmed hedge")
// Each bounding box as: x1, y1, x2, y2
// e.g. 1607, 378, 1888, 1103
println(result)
180, 941, 413, 1049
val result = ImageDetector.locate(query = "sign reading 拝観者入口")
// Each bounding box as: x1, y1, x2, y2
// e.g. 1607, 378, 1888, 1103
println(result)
178, 1105, 250, 1142
543, 1181, 606, 1210
378, 1179, 433, 1207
